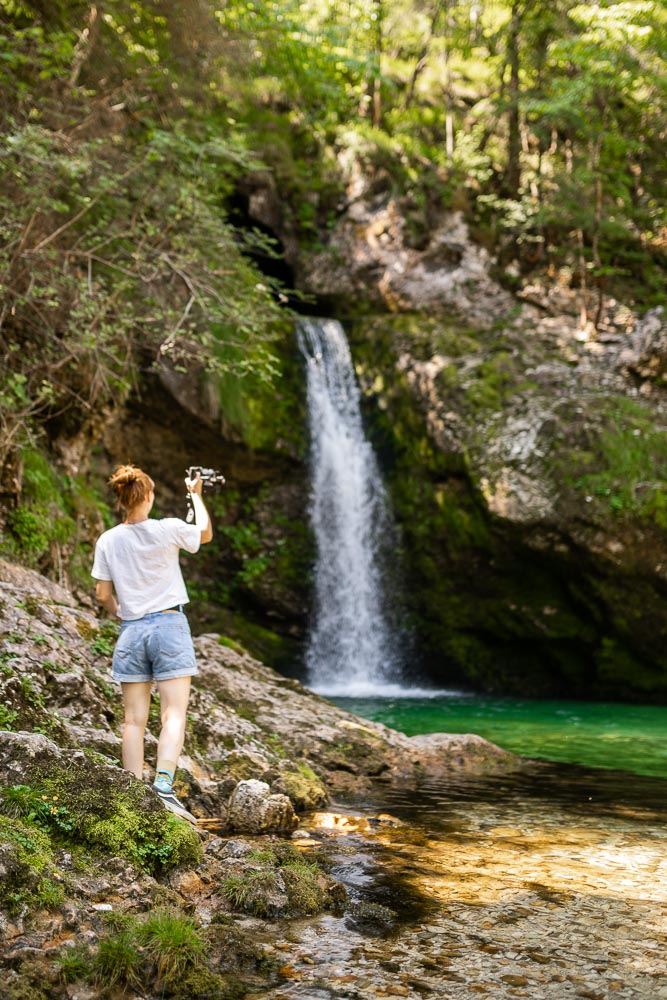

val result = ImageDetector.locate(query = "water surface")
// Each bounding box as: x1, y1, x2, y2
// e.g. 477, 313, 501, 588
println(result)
333, 693, 667, 778
264, 759, 667, 999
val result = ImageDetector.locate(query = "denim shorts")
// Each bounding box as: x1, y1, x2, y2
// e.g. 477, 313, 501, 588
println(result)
112, 611, 198, 683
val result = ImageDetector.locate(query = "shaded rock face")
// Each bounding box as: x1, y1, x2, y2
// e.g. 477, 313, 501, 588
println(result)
349, 300, 667, 699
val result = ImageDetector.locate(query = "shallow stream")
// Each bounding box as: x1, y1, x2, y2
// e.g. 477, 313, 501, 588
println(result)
245, 713, 667, 999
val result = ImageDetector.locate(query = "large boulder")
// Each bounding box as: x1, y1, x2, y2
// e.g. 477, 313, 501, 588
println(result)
303, 201, 512, 327
618, 307, 667, 382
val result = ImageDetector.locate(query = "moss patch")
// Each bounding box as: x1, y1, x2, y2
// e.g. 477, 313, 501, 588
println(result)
552, 396, 667, 525
280, 761, 328, 811
222, 842, 345, 918
0, 815, 64, 915
0, 736, 202, 875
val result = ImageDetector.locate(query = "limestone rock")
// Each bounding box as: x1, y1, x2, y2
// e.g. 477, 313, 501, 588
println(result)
303, 202, 512, 328
226, 779, 298, 835
0, 559, 75, 606
618, 306, 667, 381
408, 733, 517, 773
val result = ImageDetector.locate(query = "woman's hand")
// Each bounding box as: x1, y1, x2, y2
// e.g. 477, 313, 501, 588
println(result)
185, 472, 203, 496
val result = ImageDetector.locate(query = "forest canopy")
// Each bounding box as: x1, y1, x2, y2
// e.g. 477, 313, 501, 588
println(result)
0, 0, 666, 481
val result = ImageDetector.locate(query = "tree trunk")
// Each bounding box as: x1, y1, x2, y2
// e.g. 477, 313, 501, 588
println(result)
444, 0, 454, 158
69, 4, 100, 88
505, 1, 522, 198
577, 227, 589, 330
372, 0, 383, 127
404, 1, 444, 110
591, 132, 604, 330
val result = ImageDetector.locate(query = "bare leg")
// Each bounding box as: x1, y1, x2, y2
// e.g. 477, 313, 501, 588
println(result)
120, 681, 152, 778
156, 676, 191, 766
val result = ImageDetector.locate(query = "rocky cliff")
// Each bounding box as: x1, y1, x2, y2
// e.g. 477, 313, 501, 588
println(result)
0, 559, 514, 997
153, 181, 667, 700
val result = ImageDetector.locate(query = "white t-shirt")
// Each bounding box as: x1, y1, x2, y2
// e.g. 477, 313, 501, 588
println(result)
91, 518, 201, 620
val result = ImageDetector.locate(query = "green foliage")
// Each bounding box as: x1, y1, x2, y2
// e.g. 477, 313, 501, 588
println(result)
93, 928, 143, 989
56, 944, 93, 984
0, 3, 292, 541
220, 520, 272, 586
55, 908, 246, 998
563, 398, 667, 522
139, 909, 207, 985
0, 448, 111, 591
0, 705, 18, 730
0, 784, 73, 833
91, 620, 120, 657
2, 450, 74, 564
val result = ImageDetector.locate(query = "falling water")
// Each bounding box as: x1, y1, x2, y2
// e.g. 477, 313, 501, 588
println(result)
297, 317, 404, 696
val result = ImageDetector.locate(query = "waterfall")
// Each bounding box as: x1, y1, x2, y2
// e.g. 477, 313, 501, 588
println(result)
297, 317, 403, 696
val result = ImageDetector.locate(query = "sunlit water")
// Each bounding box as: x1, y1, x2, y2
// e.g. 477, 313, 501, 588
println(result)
261, 760, 667, 999
255, 692, 667, 998
332, 693, 667, 779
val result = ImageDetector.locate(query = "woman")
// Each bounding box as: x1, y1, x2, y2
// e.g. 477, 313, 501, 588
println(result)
91, 464, 212, 820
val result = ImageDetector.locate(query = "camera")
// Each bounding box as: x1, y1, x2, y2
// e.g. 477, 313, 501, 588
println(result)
185, 466, 225, 523
187, 466, 226, 490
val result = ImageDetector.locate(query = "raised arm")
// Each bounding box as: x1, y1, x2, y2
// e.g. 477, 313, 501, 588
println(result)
185, 474, 213, 545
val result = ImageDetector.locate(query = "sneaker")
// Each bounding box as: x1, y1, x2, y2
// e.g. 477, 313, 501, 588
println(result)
152, 785, 197, 824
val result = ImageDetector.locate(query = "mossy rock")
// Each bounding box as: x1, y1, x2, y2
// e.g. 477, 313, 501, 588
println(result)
222, 842, 346, 919
344, 901, 397, 936
0, 815, 65, 915
337, 314, 667, 698
279, 760, 328, 811
0, 673, 72, 745
4, 956, 56, 1000
0, 733, 202, 875
169, 965, 245, 1000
